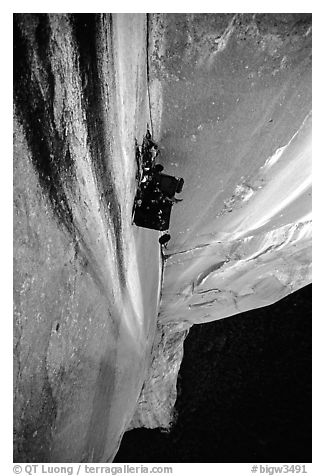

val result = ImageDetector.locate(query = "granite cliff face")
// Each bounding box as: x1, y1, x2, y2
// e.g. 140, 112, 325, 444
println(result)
131, 12, 311, 430
13, 13, 311, 461
14, 13, 160, 462
152, 13, 311, 321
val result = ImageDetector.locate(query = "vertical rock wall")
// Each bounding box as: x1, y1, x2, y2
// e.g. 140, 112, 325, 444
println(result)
130, 13, 311, 430
14, 13, 160, 462
13, 12, 312, 458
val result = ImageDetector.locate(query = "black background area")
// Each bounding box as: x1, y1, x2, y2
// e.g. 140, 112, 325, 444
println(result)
115, 284, 312, 463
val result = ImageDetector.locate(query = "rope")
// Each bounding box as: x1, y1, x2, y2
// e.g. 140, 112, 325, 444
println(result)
146, 13, 154, 138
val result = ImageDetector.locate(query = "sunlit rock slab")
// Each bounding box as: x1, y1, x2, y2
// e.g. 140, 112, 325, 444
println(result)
128, 14, 312, 431
149, 13, 311, 324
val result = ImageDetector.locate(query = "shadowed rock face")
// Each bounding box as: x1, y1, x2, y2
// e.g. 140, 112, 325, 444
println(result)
13, 13, 311, 461
14, 13, 160, 462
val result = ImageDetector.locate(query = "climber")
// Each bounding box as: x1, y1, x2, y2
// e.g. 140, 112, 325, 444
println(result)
159, 233, 171, 246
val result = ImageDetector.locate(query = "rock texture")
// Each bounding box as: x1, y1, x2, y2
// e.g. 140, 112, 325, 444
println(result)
131, 13, 311, 430
13, 13, 311, 461
14, 13, 160, 462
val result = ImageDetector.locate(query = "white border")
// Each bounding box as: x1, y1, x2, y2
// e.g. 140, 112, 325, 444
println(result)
3, 4, 320, 472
